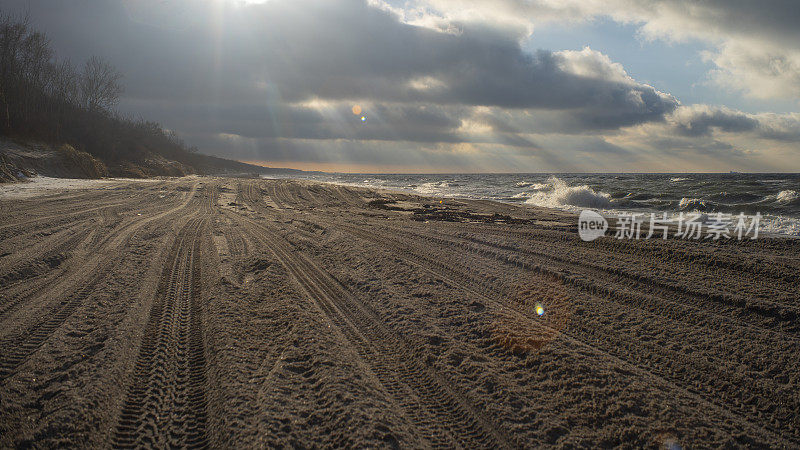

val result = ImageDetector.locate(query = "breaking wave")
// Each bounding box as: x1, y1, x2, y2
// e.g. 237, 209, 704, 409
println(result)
678, 197, 712, 211
414, 181, 451, 196
525, 177, 612, 209
515, 181, 549, 190
776, 190, 799, 204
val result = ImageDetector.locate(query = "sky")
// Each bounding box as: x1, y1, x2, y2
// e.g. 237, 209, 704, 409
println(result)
5, 0, 800, 173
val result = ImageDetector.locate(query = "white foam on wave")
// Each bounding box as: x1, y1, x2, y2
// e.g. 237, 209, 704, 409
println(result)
357, 177, 390, 189
678, 197, 708, 210
524, 177, 611, 209
515, 181, 549, 190
776, 190, 799, 203
670, 177, 690, 182
414, 181, 450, 196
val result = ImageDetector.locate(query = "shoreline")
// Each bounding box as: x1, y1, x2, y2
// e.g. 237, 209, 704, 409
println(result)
269, 175, 800, 239
4, 173, 797, 239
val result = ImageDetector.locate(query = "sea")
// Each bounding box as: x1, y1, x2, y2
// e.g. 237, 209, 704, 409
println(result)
263, 173, 800, 236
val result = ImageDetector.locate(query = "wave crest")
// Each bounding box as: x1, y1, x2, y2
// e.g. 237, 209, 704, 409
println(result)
525, 177, 611, 209
678, 197, 713, 212
515, 181, 549, 190
777, 190, 799, 204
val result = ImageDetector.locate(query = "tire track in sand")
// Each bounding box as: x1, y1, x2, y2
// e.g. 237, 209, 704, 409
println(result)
112, 217, 210, 449
0, 182, 200, 379
0, 267, 112, 379
333, 221, 799, 448
387, 223, 800, 339
0, 226, 94, 318
237, 214, 514, 449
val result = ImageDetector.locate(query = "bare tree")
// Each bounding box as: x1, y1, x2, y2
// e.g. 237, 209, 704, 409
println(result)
49, 58, 78, 103
0, 13, 30, 129
19, 29, 51, 123
48, 58, 78, 140
79, 56, 122, 112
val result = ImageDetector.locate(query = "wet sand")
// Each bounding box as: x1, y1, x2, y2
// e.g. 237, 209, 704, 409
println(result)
1, 177, 798, 448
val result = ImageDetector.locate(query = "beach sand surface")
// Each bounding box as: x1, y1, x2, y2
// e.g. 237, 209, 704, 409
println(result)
1, 177, 798, 448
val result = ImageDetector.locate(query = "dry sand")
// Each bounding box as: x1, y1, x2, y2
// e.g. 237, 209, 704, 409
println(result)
0, 177, 798, 448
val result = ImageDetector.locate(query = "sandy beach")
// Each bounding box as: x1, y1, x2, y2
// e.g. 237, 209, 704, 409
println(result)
1, 177, 798, 448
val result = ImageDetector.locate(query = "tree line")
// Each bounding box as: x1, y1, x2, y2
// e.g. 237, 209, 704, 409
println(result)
0, 12, 200, 173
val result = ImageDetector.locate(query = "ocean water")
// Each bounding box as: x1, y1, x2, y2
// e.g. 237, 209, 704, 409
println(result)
266, 173, 800, 236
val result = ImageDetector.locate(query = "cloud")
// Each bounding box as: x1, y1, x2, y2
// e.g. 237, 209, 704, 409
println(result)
3, 0, 798, 172
669, 105, 800, 141
704, 41, 800, 101
397, 0, 800, 100
670, 105, 759, 137
7, 0, 677, 120
603, 105, 800, 171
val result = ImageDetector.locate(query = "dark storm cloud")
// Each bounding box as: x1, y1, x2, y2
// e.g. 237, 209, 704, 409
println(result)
673, 108, 759, 137
668, 106, 800, 143
4, 0, 677, 146
232, 2, 679, 126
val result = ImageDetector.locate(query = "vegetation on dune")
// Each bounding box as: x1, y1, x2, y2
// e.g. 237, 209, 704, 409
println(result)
56, 144, 108, 178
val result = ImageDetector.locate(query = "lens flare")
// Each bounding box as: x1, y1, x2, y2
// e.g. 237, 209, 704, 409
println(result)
352, 105, 362, 115
492, 283, 571, 355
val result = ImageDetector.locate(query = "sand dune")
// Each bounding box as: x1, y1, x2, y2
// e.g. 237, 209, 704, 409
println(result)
0, 177, 798, 448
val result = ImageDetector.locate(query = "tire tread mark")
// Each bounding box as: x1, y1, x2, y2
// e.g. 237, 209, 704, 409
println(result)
393, 224, 800, 339
336, 221, 799, 448
112, 217, 210, 449
238, 214, 513, 449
